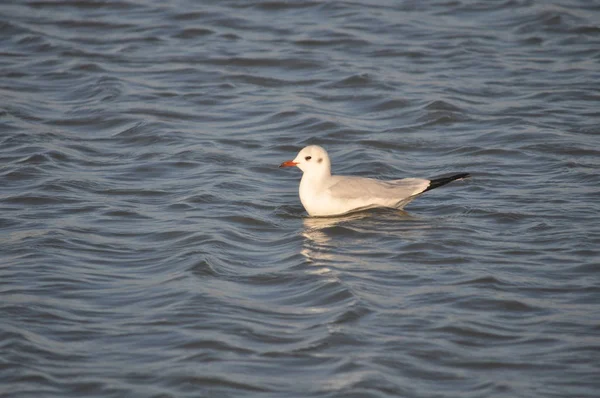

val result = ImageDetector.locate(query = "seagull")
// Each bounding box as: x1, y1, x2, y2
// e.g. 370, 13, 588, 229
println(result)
279, 145, 469, 217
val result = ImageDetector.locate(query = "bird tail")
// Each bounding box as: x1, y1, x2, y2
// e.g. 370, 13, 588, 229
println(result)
423, 173, 470, 193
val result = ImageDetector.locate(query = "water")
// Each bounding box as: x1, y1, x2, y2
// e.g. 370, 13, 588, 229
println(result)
1, 1, 599, 397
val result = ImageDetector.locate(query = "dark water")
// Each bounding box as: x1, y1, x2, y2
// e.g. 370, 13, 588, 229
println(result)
1, 1, 599, 397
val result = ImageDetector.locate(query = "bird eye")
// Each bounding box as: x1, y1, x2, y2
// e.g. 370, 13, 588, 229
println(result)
305, 156, 312, 161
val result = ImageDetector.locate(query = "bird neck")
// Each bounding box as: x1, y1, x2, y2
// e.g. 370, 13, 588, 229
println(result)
301, 169, 330, 189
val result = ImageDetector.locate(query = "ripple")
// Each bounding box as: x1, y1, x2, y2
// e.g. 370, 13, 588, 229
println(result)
172, 27, 215, 39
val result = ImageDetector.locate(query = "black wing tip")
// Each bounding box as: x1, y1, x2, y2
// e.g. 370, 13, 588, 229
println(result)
424, 173, 470, 193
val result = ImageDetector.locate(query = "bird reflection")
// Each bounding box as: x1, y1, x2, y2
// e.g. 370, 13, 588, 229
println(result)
302, 211, 374, 243
300, 209, 417, 266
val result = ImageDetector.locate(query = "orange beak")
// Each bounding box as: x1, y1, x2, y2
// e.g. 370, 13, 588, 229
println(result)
279, 160, 298, 168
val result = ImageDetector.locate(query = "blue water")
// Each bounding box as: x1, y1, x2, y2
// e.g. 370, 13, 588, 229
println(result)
1, 1, 599, 397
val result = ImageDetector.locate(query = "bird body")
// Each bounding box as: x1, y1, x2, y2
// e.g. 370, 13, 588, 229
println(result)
280, 145, 468, 217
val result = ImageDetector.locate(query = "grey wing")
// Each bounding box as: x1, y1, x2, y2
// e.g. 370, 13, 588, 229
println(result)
326, 176, 430, 200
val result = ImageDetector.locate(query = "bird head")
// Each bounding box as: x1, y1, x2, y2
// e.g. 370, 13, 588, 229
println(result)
279, 145, 331, 177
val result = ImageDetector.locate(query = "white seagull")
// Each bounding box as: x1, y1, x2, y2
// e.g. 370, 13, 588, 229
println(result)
280, 145, 469, 217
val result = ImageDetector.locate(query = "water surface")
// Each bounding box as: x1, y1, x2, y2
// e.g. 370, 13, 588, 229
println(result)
1, 1, 599, 397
